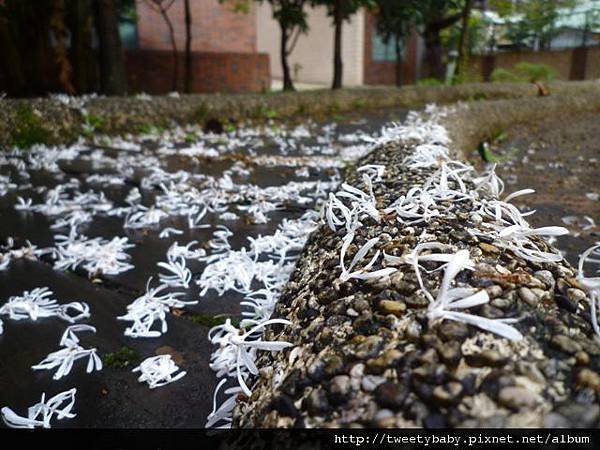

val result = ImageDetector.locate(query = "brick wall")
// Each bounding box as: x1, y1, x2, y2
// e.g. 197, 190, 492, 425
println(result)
136, 0, 257, 53
471, 47, 600, 81
363, 12, 418, 86
126, 50, 270, 94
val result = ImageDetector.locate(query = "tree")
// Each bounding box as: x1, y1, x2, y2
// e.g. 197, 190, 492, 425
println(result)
455, 0, 474, 77
313, 0, 374, 89
93, 0, 128, 95
374, 0, 419, 86
490, 0, 576, 50
145, 0, 178, 91
184, 0, 192, 92
260, 0, 310, 91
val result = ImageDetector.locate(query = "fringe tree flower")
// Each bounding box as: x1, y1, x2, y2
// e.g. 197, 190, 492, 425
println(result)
32, 325, 102, 380
205, 379, 243, 428
339, 234, 397, 281
0, 287, 90, 324
118, 280, 196, 338
426, 250, 523, 341
53, 233, 134, 276
1, 388, 77, 429
577, 244, 600, 340
132, 355, 186, 389
208, 318, 293, 396
157, 255, 192, 288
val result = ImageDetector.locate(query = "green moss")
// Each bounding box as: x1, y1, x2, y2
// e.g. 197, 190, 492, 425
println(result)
10, 105, 53, 148
102, 346, 140, 369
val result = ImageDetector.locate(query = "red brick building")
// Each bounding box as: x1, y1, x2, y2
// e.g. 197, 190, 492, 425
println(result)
128, 0, 270, 93
130, 2, 421, 93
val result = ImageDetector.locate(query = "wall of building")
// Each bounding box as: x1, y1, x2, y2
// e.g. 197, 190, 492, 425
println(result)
471, 47, 600, 81
256, 3, 365, 86
362, 12, 419, 86
136, 0, 257, 53
126, 50, 270, 94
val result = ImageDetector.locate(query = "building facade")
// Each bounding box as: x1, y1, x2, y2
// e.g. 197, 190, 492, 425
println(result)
132, 2, 421, 93
256, 4, 422, 88
130, 0, 269, 93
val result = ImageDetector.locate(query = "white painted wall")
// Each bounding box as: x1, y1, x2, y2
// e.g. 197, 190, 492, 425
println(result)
257, 3, 365, 86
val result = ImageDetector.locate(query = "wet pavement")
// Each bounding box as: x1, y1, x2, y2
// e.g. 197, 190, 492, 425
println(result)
466, 110, 600, 267
0, 107, 408, 427
2, 105, 598, 428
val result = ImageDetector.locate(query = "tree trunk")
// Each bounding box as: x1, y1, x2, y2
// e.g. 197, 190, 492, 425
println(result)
394, 35, 403, 87
455, 0, 474, 78
423, 26, 445, 80
280, 23, 295, 91
422, 13, 462, 81
93, 0, 128, 95
67, 0, 95, 93
332, 0, 343, 90
184, 0, 192, 93
50, 0, 75, 94
159, 8, 178, 91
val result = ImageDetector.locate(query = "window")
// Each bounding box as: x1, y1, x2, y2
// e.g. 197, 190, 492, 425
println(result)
372, 27, 403, 62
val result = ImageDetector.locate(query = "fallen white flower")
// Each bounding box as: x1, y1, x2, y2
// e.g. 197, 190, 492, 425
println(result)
1, 388, 77, 429
132, 355, 186, 389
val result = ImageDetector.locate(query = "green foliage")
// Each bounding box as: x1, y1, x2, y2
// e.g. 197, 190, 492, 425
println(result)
489, 0, 576, 49
374, 0, 418, 47
11, 105, 53, 148
490, 62, 557, 83
252, 104, 279, 120
490, 67, 524, 83
417, 77, 444, 86
135, 123, 165, 135
514, 62, 557, 82
312, 0, 376, 23
102, 346, 140, 369
81, 113, 106, 137
442, 11, 487, 55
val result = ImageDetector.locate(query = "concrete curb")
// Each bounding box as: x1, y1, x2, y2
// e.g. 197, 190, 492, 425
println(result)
1, 80, 599, 148
232, 93, 600, 428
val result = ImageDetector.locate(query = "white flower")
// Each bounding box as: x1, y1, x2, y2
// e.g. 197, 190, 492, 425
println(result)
205, 379, 243, 428
208, 318, 293, 396
53, 233, 134, 275
1, 388, 77, 429
32, 325, 102, 380
0, 287, 90, 324
339, 234, 396, 281
159, 227, 184, 239
118, 281, 196, 338
157, 256, 192, 288
132, 355, 186, 389
577, 244, 600, 340
426, 250, 523, 341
